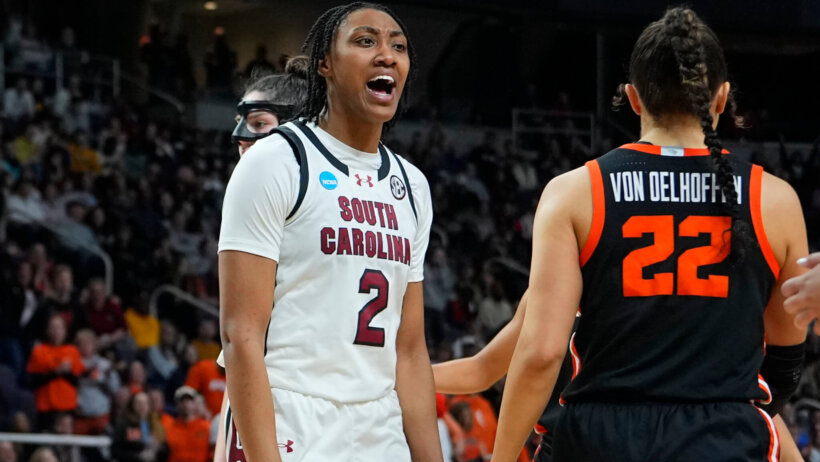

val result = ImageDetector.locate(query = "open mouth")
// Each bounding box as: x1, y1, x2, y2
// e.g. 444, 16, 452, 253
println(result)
366, 75, 396, 96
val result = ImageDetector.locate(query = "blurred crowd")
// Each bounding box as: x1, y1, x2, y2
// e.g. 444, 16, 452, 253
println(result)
1, 14, 820, 462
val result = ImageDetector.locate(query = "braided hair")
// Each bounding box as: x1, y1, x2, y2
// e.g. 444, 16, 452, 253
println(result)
298, 2, 417, 131
614, 7, 750, 261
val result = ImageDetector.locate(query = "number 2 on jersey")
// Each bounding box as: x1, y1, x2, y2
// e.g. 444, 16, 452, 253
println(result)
354, 269, 389, 347
622, 215, 731, 297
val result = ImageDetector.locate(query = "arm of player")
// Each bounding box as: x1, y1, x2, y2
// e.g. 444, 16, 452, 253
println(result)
758, 173, 808, 416
775, 414, 802, 462
395, 281, 444, 462
212, 391, 228, 462
491, 170, 586, 462
761, 172, 809, 346
433, 291, 528, 394
783, 252, 820, 334
220, 251, 281, 462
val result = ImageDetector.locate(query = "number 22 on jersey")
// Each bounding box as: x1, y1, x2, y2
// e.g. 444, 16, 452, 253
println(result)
622, 215, 731, 298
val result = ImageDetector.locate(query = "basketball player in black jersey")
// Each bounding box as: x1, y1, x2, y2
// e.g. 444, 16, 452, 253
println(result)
492, 7, 808, 462
437, 296, 801, 461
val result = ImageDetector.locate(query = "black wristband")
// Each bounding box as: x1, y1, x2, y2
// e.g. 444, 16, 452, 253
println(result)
758, 342, 805, 416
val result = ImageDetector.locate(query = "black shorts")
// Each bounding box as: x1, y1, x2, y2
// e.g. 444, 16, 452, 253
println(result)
553, 401, 778, 462
534, 432, 553, 462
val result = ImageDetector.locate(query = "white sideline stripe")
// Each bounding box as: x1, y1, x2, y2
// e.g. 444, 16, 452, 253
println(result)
0, 432, 111, 447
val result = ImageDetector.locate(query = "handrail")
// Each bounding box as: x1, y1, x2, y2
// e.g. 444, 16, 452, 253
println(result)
430, 224, 449, 248
601, 115, 637, 141
487, 257, 529, 277
0, 432, 111, 462
150, 284, 219, 319
26, 218, 114, 295
0, 432, 111, 447
0, 45, 182, 114
117, 71, 185, 113
512, 108, 596, 154
513, 108, 598, 119
793, 397, 820, 412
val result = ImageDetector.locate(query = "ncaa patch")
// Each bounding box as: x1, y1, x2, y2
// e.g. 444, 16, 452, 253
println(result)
319, 171, 338, 190
390, 175, 406, 200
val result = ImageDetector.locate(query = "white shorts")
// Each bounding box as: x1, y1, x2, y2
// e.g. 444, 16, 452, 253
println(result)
225, 388, 411, 462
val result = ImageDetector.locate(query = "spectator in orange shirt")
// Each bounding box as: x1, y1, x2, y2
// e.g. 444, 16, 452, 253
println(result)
450, 402, 491, 462
26, 314, 84, 425
164, 386, 210, 462
190, 320, 219, 361
450, 393, 498, 454
184, 359, 225, 417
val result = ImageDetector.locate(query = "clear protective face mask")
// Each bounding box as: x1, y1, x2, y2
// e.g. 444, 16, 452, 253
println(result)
231, 100, 297, 144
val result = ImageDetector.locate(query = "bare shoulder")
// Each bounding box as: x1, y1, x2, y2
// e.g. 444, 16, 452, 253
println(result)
759, 170, 806, 264
539, 165, 590, 205
760, 171, 801, 212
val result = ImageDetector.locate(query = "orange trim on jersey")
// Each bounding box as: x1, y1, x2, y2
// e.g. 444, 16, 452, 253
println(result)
749, 165, 781, 279
753, 405, 779, 462
534, 424, 548, 434
580, 160, 605, 267
619, 143, 729, 156
559, 332, 582, 407
757, 374, 773, 405
569, 332, 581, 380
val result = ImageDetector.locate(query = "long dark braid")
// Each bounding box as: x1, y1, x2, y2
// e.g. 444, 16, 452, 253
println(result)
299, 2, 417, 131
614, 7, 750, 261
663, 9, 737, 203
663, 7, 750, 261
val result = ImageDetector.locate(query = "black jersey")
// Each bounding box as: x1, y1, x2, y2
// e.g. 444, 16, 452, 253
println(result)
560, 143, 779, 404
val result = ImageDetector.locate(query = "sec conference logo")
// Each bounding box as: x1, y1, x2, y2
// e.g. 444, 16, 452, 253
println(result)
319, 171, 338, 190
390, 175, 406, 200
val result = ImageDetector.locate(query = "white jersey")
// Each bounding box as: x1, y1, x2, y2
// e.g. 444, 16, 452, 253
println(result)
218, 120, 432, 403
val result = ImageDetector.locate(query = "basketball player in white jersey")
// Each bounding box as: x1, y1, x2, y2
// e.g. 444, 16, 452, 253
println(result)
218, 3, 442, 462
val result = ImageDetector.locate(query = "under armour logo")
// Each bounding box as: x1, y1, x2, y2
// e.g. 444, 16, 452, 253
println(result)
278, 440, 294, 453
355, 174, 374, 187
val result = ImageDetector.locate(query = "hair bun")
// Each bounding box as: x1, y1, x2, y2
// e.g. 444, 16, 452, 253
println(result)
285, 55, 309, 79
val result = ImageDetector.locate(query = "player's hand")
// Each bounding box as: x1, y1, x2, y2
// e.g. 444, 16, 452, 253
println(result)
782, 253, 820, 335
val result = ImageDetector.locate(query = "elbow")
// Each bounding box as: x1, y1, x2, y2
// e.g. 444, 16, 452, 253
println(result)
517, 343, 566, 374
220, 320, 264, 365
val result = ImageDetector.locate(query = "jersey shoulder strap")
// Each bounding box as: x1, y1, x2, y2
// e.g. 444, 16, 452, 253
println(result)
269, 126, 308, 220
383, 145, 417, 221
